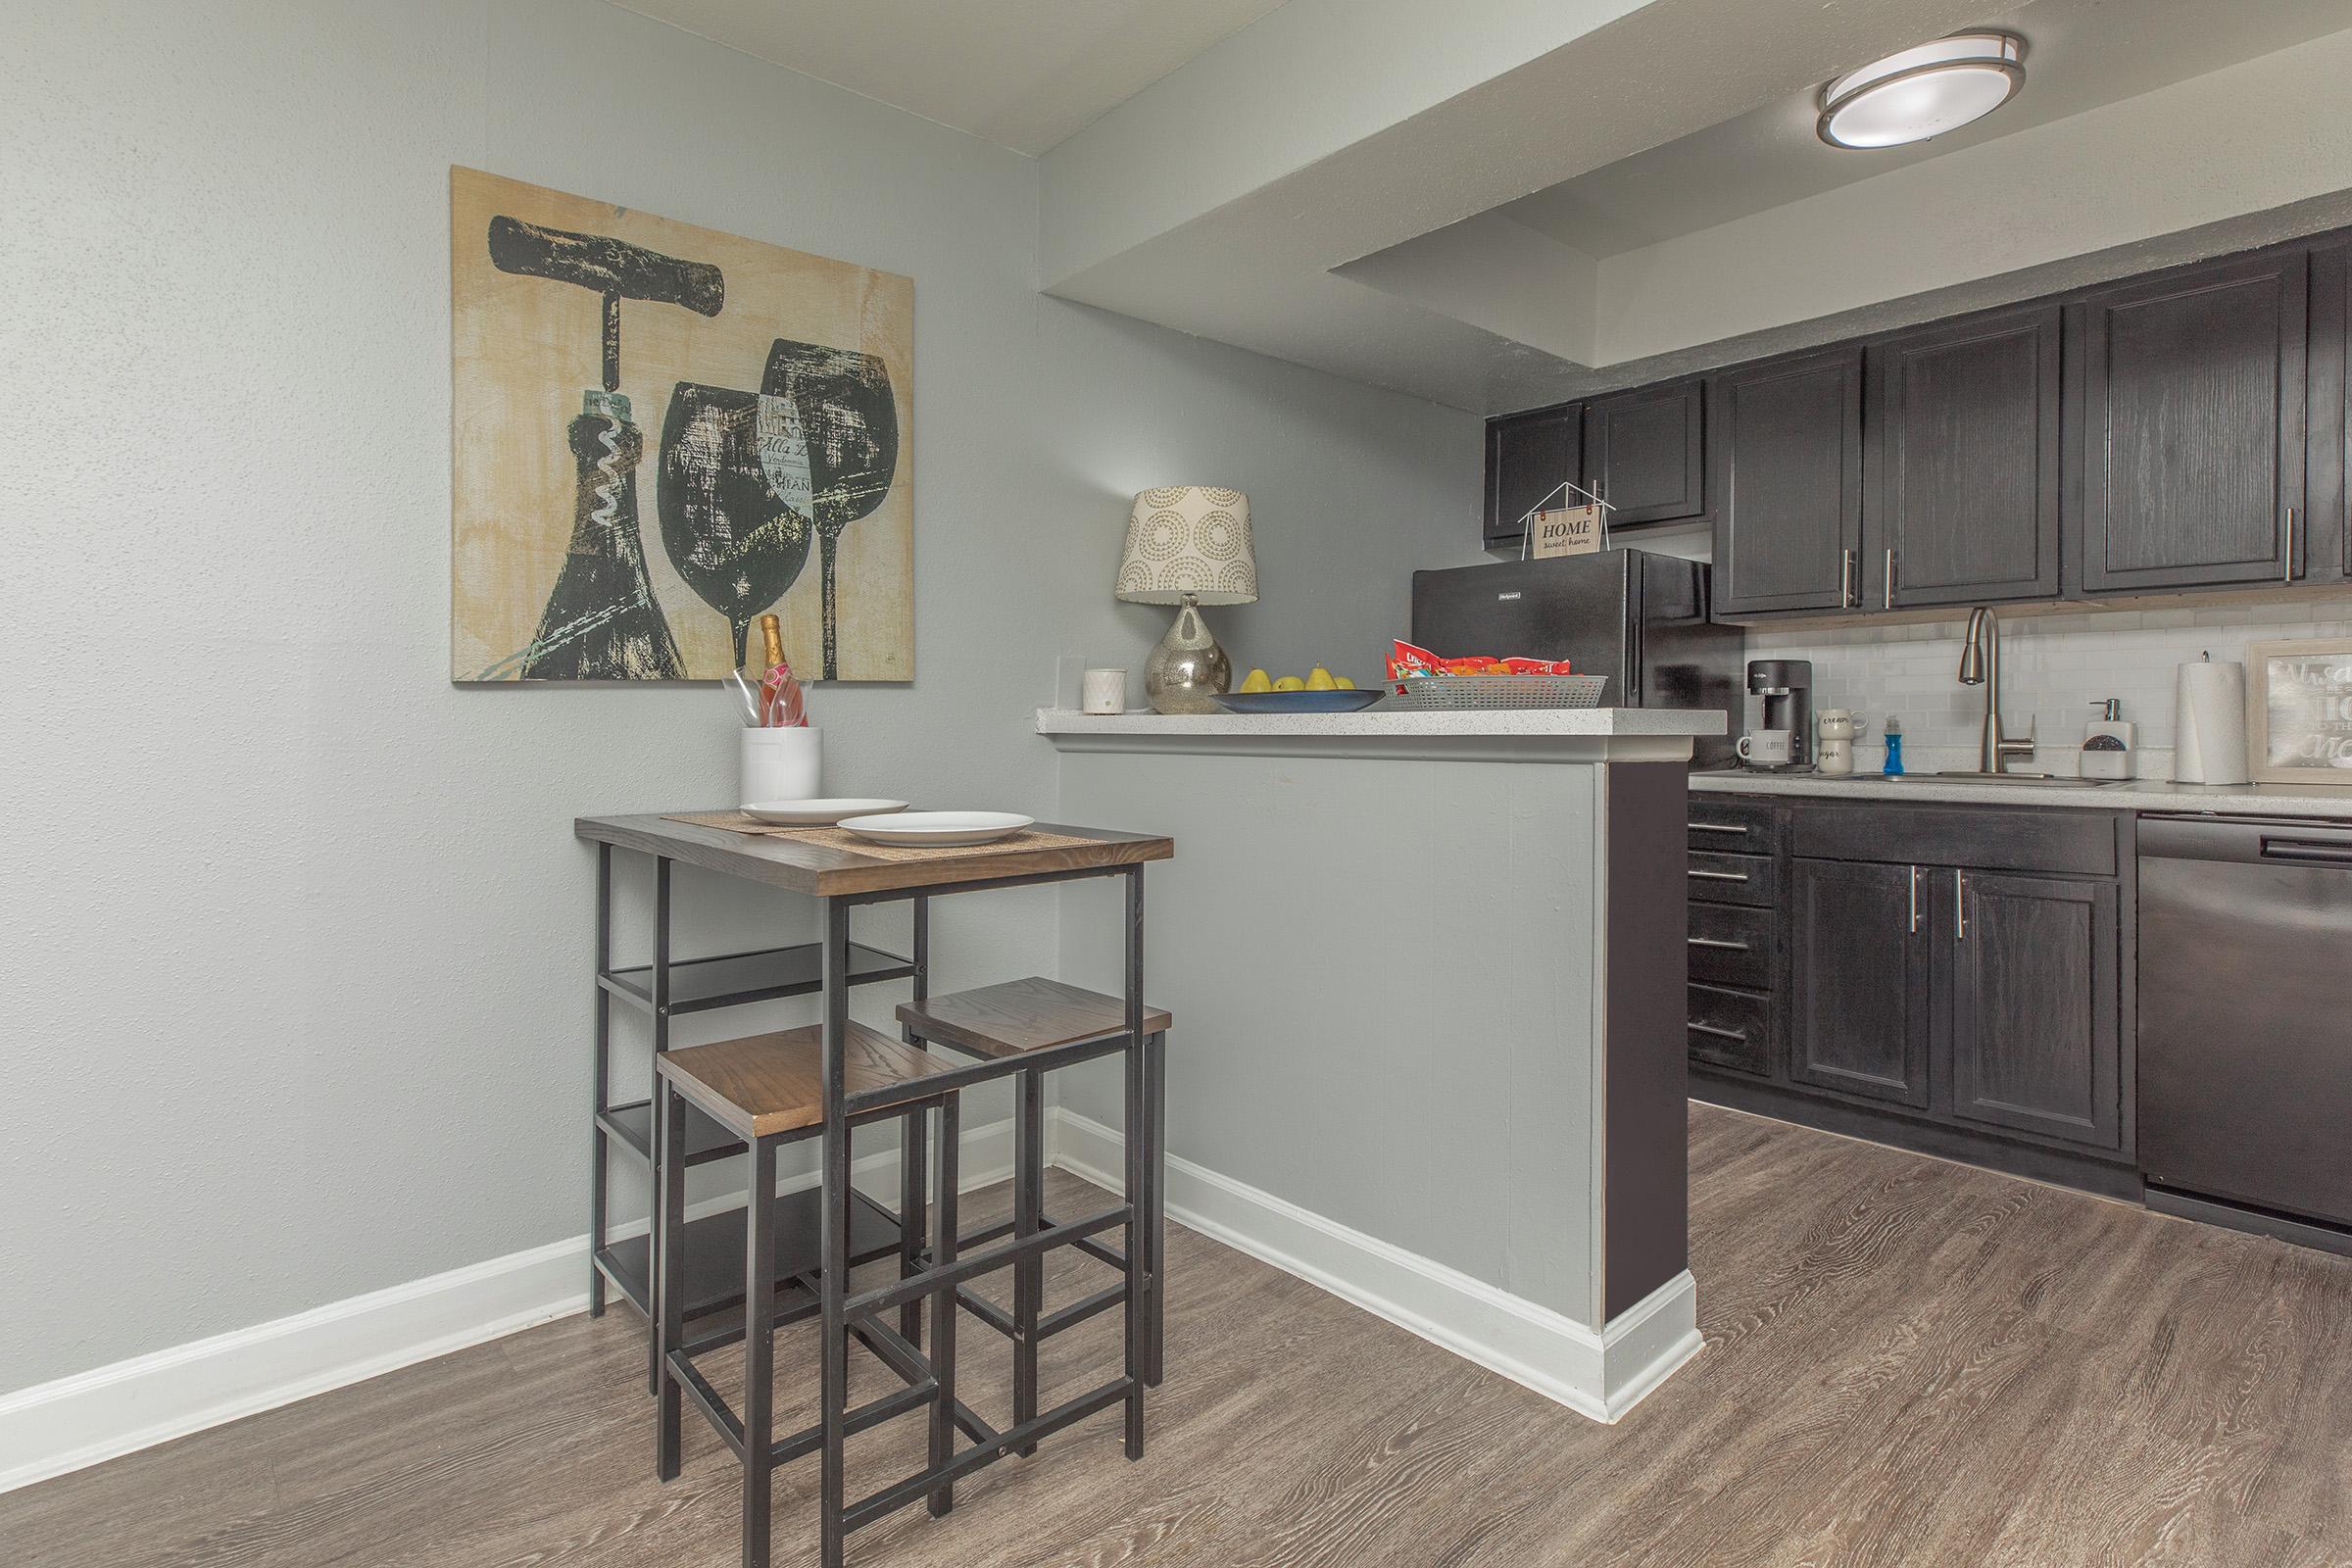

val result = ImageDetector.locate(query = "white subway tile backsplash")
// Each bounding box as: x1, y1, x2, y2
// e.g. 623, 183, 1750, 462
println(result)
1746, 603, 2352, 782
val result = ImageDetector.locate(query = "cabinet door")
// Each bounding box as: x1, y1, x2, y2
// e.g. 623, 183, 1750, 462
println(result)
1484, 403, 1582, 548
1585, 379, 1704, 526
1788, 858, 1931, 1107
2071, 249, 2308, 593
1946, 871, 2121, 1150
2306, 241, 2352, 585
1709, 346, 1865, 616
1866, 305, 2062, 608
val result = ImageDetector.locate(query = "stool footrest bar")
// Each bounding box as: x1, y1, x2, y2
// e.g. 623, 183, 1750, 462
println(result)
666, 1350, 746, 1459
848, 1203, 1130, 1320
842, 1378, 1136, 1534
955, 1286, 1016, 1340
1038, 1283, 1127, 1340
771, 1377, 938, 1466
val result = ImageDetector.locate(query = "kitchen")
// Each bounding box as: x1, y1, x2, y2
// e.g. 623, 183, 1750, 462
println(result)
9, 2, 2352, 1566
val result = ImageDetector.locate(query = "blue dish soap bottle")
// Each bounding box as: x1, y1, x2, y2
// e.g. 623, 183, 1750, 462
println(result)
1882, 715, 1906, 777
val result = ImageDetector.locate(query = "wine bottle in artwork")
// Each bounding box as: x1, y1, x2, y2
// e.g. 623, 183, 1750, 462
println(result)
518, 391, 684, 680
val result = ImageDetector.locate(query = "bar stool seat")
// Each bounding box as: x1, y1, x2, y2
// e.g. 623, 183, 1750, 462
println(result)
896, 975, 1171, 1059
662, 1021, 956, 1140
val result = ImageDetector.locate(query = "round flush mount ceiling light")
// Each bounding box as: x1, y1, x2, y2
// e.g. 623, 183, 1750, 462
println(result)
1818, 32, 2025, 149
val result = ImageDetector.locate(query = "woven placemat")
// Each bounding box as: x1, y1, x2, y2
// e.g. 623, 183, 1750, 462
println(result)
664, 810, 1099, 861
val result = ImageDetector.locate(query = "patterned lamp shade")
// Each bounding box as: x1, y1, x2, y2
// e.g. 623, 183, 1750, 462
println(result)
1115, 487, 1257, 607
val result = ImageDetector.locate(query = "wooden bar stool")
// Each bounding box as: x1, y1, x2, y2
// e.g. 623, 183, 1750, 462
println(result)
896, 976, 1173, 1417
654, 1019, 961, 1568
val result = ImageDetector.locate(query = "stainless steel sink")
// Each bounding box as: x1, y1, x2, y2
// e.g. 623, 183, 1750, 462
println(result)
1930, 771, 2123, 787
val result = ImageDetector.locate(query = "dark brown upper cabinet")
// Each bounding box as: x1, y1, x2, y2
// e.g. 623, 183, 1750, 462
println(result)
1482, 402, 1582, 549
2069, 249, 2309, 594
1864, 305, 2063, 609
1583, 378, 1705, 527
1708, 345, 1866, 616
2305, 240, 2352, 584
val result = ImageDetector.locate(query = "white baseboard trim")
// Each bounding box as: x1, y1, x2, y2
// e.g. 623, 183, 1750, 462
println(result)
1048, 1107, 1700, 1423
0, 1115, 1013, 1495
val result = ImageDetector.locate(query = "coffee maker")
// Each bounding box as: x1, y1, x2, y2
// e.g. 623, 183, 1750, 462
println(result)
1744, 659, 1814, 771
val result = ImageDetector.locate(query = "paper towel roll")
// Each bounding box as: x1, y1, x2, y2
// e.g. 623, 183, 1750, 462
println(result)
2175, 659, 2249, 785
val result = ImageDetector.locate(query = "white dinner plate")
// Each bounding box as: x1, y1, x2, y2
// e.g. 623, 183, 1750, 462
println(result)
838, 810, 1035, 846
743, 799, 909, 826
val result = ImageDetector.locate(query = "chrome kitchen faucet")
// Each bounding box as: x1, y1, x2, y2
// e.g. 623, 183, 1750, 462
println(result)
1956, 605, 2038, 775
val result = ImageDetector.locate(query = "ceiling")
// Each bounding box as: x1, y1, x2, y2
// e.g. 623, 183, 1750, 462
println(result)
1499, 0, 2352, 259
613, 0, 1289, 155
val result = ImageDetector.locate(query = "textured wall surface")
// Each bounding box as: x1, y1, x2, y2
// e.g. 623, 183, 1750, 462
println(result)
0, 0, 1479, 1394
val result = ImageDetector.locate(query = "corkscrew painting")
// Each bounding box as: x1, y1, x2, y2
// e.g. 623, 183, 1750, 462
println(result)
450, 168, 912, 682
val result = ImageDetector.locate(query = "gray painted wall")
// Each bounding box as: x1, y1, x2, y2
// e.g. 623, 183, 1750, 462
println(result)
0, 0, 1480, 1394
1056, 752, 1603, 1322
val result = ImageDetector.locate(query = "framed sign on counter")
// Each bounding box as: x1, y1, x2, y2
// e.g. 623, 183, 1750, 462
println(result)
2248, 638, 2352, 784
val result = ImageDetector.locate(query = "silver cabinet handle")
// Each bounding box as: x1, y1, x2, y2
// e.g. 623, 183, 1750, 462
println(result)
1908, 864, 1920, 934
1689, 936, 1752, 952
1884, 548, 1896, 610
1688, 868, 1751, 883
2286, 506, 2298, 583
1689, 821, 1751, 836
1690, 1021, 1748, 1042
1955, 869, 1967, 941
1839, 548, 1856, 608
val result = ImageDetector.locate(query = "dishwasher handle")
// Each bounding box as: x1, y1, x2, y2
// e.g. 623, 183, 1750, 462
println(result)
2139, 814, 2352, 866
2262, 837, 2352, 866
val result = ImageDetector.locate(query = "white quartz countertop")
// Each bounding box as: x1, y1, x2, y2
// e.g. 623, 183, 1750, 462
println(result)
1693, 768, 2352, 819
1038, 706, 1725, 738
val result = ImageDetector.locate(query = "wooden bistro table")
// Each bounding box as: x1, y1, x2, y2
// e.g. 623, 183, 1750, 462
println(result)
573, 810, 1172, 1543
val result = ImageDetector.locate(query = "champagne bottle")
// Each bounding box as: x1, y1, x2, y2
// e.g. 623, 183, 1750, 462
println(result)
754, 612, 806, 727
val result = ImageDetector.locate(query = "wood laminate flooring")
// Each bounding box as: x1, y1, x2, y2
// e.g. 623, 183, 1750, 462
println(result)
11, 1105, 2352, 1567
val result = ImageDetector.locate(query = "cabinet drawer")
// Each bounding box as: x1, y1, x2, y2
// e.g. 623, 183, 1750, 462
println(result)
1687, 795, 1775, 851
1687, 849, 1775, 906
1788, 802, 2116, 877
1688, 984, 1773, 1077
1689, 901, 1773, 989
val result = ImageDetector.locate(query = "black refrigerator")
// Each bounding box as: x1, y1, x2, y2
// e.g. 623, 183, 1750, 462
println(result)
1410, 549, 1743, 769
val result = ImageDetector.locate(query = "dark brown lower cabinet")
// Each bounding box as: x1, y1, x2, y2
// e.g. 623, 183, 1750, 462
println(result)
1946, 871, 2122, 1151
1788, 857, 1931, 1108
1690, 798, 2135, 1197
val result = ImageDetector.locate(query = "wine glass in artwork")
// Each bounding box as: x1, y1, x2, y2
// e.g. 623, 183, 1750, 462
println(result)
760, 340, 899, 680
657, 382, 816, 669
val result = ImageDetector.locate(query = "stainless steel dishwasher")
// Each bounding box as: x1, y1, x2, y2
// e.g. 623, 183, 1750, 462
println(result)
2139, 814, 2352, 1241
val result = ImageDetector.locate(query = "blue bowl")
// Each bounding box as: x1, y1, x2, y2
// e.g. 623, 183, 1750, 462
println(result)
1210, 689, 1385, 714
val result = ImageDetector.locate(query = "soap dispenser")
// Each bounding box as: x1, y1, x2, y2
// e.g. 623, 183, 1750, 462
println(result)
2081, 698, 2134, 781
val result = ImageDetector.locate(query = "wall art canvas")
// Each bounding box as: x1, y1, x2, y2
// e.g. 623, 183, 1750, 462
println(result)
451, 167, 912, 682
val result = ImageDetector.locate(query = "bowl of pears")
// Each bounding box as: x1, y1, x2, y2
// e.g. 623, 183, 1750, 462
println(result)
1210, 664, 1385, 714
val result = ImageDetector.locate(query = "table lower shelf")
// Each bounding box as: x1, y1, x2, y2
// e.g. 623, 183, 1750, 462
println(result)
599, 1099, 744, 1167
595, 1188, 906, 1320
599, 941, 914, 1016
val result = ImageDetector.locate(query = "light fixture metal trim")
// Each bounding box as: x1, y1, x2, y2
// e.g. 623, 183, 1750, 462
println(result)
1818, 31, 2025, 150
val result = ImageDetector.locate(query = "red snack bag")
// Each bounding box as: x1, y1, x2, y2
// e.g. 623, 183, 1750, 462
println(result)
1389, 639, 1447, 680
1502, 656, 1574, 675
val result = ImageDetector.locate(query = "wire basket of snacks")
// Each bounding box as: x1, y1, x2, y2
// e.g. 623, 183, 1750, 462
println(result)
1375, 641, 1609, 710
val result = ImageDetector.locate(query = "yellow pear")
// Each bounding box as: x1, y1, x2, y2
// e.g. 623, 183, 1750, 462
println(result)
1239, 667, 1273, 694
1335, 676, 1356, 690
1273, 675, 1306, 692
1305, 666, 1337, 690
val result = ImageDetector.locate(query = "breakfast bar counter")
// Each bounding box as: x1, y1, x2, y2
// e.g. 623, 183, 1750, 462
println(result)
1037, 705, 1721, 1420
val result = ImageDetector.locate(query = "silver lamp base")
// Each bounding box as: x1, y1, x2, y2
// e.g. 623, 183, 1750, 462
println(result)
1143, 594, 1231, 714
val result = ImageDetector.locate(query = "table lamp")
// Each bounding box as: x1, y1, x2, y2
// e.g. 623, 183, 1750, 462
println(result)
1115, 486, 1257, 713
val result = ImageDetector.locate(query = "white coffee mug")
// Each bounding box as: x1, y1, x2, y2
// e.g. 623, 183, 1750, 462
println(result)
1081, 668, 1128, 715
1738, 729, 1793, 766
